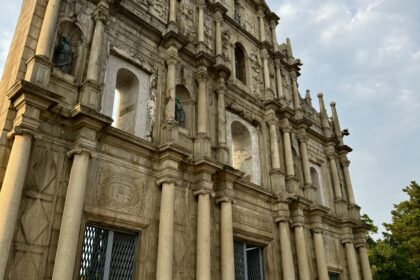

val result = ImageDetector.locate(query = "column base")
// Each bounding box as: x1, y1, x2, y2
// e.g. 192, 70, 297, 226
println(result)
79, 80, 103, 110
24, 55, 53, 88
194, 134, 211, 159
335, 198, 349, 218
348, 203, 361, 221
215, 144, 229, 164
270, 169, 286, 195
160, 120, 179, 145
286, 176, 301, 195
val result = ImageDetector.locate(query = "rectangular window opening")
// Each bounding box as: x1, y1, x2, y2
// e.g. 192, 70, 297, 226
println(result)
329, 271, 340, 280
234, 240, 264, 280
79, 225, 137, 280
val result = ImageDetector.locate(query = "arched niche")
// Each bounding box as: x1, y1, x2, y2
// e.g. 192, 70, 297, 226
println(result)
103, 55, 152, 140
234, 43, 247, 84
113, 68, 139, 134
310, 167, 323, 205
226, 112, 261, 185
52, 20, 85, 83
175, 84, 194, 135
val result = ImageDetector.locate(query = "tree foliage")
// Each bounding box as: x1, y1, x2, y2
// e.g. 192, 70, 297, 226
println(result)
366, 181, 420, 280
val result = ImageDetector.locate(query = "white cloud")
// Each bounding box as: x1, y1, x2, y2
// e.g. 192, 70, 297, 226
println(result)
269, 0, 420, 233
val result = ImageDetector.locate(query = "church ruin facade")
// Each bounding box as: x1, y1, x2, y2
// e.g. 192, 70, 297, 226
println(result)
0, 0, 373, 279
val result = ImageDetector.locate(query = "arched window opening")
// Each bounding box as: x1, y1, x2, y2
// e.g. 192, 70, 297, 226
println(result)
311, 167, 323, 204
235, 44, 246, 84
113, 68, 139, 134
231, 121, 252, 177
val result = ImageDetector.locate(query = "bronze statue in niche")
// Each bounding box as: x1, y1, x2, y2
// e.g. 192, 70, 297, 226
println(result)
175, 97, 186, 127
53, 36, 73, 74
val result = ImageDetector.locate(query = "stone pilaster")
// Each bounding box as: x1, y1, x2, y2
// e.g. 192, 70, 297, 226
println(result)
313, 228, 329, 280
340, 156, 356, 205
52, 149, 93, 280
195, 66, 211, 158
292, 211, 311, 280
258, 9, 266, 42
25, 0, 62, 87
168, 0, 177, 24
275, 214, 296, 280
282, 126, 294, 177
297, 131, 313, 200
195, 187, 212, 280
80, 0, 109, 110
197, 0, 205, 43
355, 239, 373, 280
216, 77, 229, 164
261, 49, 273, 100
0, 81, 60, 279
343, 238, 361, 280
214, 11, 223, 57
275, 58, 285, 101
270, 19, 279, 52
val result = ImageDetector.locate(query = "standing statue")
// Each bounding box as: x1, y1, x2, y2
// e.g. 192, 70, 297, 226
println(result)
175, 97, 186, 128
53, 36, 73, 74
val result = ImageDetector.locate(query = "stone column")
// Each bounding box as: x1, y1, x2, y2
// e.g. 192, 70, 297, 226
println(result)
218, 197, 235, 280
293, 221, 311, 280
271, 20, 279, 52
290, 71, 302, 112
282, 127, 295, 176
168, 0, 177, 23
215, 12, 223, 56
261, 49, 271, 99
36, 0, 62, 58
268, 119, 281, 170
195, 189, 211, 280
313, 229, 329, 280
197, 66, 208, 135
344, 241, 361, 280
258, 9, 266, 42
0, 132, 33, 279
328, 153, 343, 199
86, 1, 109, 83
198, 0, 205, 43
52, 150, 91, 280
275, 59, 284, 100
297, 133, 312, 188
277, 219, 296, 280
356, 243, 373, 280
165, 47, 178, 121
156, 181, 176, 280
341, 157, 356, 204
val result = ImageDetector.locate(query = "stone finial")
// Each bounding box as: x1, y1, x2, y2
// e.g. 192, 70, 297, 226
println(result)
286, 37, 293, 57
330, 101, 344, 145
305, 89, 312, 106
317, 92, 332, 136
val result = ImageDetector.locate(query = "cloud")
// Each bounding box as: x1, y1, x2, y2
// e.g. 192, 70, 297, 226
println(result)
269, 0, 420, 234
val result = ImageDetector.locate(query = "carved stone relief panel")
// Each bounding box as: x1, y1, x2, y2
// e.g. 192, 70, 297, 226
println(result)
232, 206, 273, 237
264, 21, 271, 43
222, 30, 233, 63
177, 0, 196, 42
150, 0, 168, 21
324, 234, 340, 266
245, 10, 257, 36
249, 48, 264, 100
91, 161, 146, 216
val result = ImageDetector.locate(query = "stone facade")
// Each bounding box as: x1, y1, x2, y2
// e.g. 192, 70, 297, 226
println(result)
0, 0, 373, 279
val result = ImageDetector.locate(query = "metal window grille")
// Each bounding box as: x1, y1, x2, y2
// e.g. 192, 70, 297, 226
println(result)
234, 241, 264, 280
329, 272, 340, 280
79, 226, 137, 280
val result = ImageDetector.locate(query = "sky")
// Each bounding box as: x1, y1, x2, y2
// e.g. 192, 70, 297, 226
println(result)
0, 0, 419, 237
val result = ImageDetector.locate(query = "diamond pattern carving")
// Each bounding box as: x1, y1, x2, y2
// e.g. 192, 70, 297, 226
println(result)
21, 199, 49, 245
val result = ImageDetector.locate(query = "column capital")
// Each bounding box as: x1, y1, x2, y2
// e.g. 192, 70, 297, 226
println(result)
93, 0, 110, 23
197, 67, 208, 82
282, 126, 292, 134
66, 146, 96, 158
267, 117, 278, 126
291, 215, 305, 228
194, 187, 214, 197
274, 57, 282, 67
216, 77, 226, 93
274, 215, 290, 223
7, 126, 41, 141
354, 238, 368, 248
290, 70, 298, 80
270, 19, 278, 30
261, 48, 270, 59
311, 227, 324, 234
215, 189, 236, 204
165, 48, 179, 65
214, 11, 223, 23
257, 9, 265, 18
342, 236, 354, 244
197, 0, 205, 9
296, 131, 308, 143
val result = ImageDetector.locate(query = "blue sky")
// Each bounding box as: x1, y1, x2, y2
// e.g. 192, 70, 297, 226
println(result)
0, 0, 419, 236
